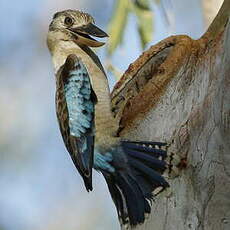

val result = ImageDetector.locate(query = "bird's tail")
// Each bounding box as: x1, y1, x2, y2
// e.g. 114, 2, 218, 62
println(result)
102, 141, 170, 228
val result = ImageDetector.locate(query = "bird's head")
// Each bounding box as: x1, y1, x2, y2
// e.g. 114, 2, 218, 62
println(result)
47, 10, 108, 53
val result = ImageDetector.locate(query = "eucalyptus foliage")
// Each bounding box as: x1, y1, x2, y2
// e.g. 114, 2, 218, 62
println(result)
107, 0, 160, 55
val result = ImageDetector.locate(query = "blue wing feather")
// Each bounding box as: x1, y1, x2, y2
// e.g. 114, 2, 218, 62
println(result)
57, 54, 97, 191
64, 66, 94, 137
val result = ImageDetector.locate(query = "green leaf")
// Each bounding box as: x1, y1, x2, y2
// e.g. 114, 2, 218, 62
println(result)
132, 1, 154, 49
134, 0, 151, 10
107, 0, 130, 55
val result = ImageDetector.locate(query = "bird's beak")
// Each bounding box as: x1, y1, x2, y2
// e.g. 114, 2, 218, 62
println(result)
69, 23, 108, 47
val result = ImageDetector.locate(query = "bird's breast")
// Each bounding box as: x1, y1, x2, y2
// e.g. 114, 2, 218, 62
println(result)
53, 45, 118, 149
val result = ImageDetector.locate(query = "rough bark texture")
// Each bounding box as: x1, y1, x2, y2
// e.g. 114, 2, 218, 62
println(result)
111, 1, 230, 229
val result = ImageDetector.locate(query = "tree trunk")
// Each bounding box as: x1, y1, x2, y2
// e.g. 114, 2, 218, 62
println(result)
202, 0, 224, 28
111, 0, 230, 229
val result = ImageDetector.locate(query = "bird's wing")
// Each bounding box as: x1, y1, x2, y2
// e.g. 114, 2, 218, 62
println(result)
55, 54, 97, 191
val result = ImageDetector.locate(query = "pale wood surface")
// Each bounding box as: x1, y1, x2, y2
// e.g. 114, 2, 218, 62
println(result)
111, 1, 230, 229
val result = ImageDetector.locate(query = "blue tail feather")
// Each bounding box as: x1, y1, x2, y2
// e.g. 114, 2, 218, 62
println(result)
115, 172, 147, 225
128, 157, 169, 187
124, 148, 167, 171
122, 141, 167, 159
101, 140, 169, 227
123, 140, 167, 147
103, 173, 128, 224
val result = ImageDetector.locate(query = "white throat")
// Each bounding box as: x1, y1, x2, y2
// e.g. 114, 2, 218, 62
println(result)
51, 40, 80, 74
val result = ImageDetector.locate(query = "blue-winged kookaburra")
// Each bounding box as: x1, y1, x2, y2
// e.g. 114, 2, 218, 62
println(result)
47, 10, 170, 228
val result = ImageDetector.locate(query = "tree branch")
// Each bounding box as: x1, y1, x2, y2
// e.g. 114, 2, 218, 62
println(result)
203, 0, 230, 40
112, 0, 230, 136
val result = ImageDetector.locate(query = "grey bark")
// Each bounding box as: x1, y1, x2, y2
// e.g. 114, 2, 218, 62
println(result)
111, 1, 230, 229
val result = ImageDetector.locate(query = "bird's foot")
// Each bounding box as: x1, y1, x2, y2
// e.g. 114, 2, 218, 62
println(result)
163, 143, 187, 178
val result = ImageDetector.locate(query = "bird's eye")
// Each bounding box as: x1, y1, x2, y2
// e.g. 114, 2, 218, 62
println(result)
64, 17, 73, 26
